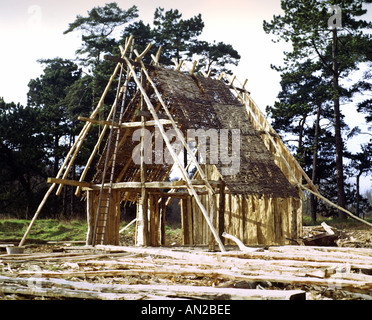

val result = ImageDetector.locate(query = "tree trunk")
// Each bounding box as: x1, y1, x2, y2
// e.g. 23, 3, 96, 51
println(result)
356, 172, 361, 218
332, 28, 347, 219
53, 134, 60, 178
310, 104, 321, 223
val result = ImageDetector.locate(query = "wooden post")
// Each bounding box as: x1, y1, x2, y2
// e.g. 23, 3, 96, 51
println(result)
159, 197, 166, 246
86, 190, 94, 245
209, 193, 216, 251
218, 179, 226, 245
136, 69, 149, 247
136, 196, 148, 246
186, 197, 193, 245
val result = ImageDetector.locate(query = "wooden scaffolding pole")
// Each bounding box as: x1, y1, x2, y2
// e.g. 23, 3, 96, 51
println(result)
57, 35, 134, 196
225, 73, 372, 229
123, 56, 225, 252
18, 37, 134, 247
136, 68, 149, 246
302, 186, 372, 228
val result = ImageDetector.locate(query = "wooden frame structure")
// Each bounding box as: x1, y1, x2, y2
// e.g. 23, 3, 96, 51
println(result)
19, 36, 370, 250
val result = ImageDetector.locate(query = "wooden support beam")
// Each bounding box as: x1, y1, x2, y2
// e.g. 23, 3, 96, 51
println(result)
159, 197, 166, 245
172, 58, 184, 71
83, 180, 221, 191
302, 186, 372, 228
134, 43, 152, 62
78, 116, 173, 128
189, 60, 198, 75
149, 191, 208, 197
218, 179, 226, 245
137, 68, 149, 247
151, 46, 162, 66
47, 177, 91, 188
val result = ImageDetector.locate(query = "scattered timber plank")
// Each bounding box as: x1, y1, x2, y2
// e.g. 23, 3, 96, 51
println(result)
222, 232, 264, 252
270, 245, 372, 258
0, 275, 305, 300
2, 244, 371, 299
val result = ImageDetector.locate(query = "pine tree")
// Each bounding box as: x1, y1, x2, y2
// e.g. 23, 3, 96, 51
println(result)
264, 0, 372, 218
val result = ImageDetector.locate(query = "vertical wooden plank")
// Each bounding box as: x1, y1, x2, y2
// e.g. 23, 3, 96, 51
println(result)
148, 195, 153, 246
148, 194, 158, 246
105, 190, 120, 246
181, 199, 186, 245
273, 198, 281, 245
136, 191, 148, 246
256, 195, 264, 244
191, 198, 198, 244
241, 194, 246, 244
154, 195, 159, 246
160, 197, 166, 246
267, 197, 275, 244
226, 193, 232, 245
238, 194, 245, 243
218, 180, 225, 245
202, 195, 207, 245
296, 198, 303, 239
186, 196, 193, 245
284, 198, 291, 245
245, 195, 254, 245
291, 196, 298, 243
181, 198, 191, 245
114, 190, 121, 245
86, 190, 94, 245
208, 193, 216, 251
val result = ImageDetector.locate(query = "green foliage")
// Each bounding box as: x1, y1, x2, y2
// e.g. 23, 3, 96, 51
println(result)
264, 0, 372, 219
122, 7, 240, 74
152, 7, 204, 64
193, 41, 241, 76
27, 58, 82, 176
0, 98, 47, 216
64, 3, 139, 68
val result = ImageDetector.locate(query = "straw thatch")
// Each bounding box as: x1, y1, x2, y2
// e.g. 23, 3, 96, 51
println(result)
93, 65, 299, 199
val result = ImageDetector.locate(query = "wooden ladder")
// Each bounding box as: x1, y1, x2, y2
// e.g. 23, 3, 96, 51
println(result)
91, 64, 130, 246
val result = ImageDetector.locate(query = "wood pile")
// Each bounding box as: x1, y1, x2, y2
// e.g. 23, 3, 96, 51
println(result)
301, 222, 372, 248
0, 243, 371, 300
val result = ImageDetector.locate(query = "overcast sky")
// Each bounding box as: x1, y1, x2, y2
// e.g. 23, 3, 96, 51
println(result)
0, 0, 371, 191
0, 0, 289, 109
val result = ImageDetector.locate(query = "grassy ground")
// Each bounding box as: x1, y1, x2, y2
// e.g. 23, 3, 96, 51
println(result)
0, 219, 88, 243
0, 219, 183, 244
0, 216, 369, 244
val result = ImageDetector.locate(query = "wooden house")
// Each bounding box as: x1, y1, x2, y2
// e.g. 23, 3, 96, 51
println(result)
21, 37, 333, 250
81, 38, 310, 251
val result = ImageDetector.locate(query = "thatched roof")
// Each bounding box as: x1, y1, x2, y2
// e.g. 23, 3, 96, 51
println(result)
92, 65, 299, 199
